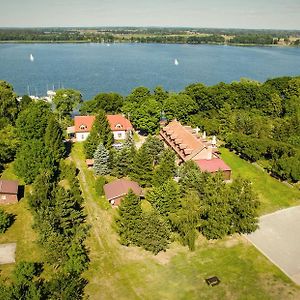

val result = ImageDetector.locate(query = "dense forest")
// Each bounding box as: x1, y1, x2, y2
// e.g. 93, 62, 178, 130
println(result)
0, 27, 300, 45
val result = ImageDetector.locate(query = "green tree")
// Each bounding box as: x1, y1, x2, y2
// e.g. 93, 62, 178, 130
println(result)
93, 143, 110, 175
229, 177, 260, 234
200, 173, 231, 240
0, 125, 20, 165
115, 190, 143, 246
142, 135, 164, 163
135, 98, 162, 134
164, 94, 198, 122
80, 92, 123, 114
53, 89, 82, 120
14, 139, 54, 184
138, 211, 171, 254
44, 116, 65, 162
0, 80, 18, 124
0, 208, 13, 233
147, 180, 180, 215
84, 110, 114, 158
95, 176, 107, 196
169, 192, 200, 251
16, 101, 51, 141
112, 143, 136, 177
130, 145, 154, 187
152, 149, 176, 186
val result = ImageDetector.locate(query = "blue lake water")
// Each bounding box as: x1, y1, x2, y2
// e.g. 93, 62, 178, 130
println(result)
0, 43, 299, 99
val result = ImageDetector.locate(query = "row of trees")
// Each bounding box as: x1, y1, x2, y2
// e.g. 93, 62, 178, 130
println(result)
0, 81, 89, 298
115, 160, 259, 254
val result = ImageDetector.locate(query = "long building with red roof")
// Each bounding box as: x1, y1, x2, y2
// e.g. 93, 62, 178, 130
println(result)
160, 120, 231, 179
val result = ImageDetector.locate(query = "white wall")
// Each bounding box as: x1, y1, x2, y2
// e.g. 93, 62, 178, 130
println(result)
113, 131, 126, 140
76, 132, 90, 142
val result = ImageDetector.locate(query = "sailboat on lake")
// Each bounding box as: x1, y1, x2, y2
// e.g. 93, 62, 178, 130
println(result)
30, 54, 34, 62
174, 58, 179, 65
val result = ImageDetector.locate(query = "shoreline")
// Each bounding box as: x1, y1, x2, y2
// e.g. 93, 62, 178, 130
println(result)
0, 40, 298, 48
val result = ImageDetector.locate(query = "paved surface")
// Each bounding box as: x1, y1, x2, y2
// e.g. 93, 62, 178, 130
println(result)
246, 206, 300, 285
0, 243, 16, 264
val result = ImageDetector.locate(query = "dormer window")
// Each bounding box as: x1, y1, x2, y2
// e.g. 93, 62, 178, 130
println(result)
115, 123, 123, 129
80, 124, 87, 130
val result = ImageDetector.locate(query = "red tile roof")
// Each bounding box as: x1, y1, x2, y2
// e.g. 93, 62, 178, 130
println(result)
74, 116, 95, 132
160, 120, 206, 161
103, 178, 142, 201
106, 115, 133, 131
74, 115, 132, 133
195, 159, 231, 173
0, 180, 18, 194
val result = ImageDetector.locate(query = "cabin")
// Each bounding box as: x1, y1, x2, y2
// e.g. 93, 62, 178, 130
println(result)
160, 120, 231, 179
73, 114, 133, 142
0, 180, 19, 204
103, 178, 143, 207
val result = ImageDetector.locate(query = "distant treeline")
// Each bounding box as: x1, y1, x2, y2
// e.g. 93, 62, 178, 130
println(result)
0, 28, 300, 45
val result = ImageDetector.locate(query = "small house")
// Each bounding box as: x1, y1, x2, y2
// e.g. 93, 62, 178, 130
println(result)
0, 180, 19, 204
103, 178, 143, 207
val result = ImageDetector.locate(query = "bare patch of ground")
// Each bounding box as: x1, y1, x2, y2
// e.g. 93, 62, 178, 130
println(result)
0, 243, 16, 264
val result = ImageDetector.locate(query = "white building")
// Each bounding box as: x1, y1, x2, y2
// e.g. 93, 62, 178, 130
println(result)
73, 114, 133, 142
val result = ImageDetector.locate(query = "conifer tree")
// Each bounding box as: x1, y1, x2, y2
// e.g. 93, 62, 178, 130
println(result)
93, 143, 110, 175
200, 172, 231, 239
152, 149, 176, 186
115, 190, 143, 246
229, 176, 260, 234
44, 116, 65, 162
84, 109, 114, 158
138, 211, 171, 254
147, 179, 180, 215
130, 144, 153, 187
112, 138, 136, 177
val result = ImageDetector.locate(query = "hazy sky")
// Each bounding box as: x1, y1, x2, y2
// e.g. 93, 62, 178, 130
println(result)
1, 0, 300, 29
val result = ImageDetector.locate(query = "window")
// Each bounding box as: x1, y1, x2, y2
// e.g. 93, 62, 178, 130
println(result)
80, 124, 87, 130
82, 134, 85, 140
118, 133, 122, 138
115, 124, 122, 129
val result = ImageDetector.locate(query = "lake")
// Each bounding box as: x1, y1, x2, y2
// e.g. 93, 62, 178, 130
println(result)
0, 43, 299, 99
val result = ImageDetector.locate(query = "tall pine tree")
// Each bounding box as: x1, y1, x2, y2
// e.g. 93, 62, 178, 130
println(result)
93, 143, 110, 175
152, 149, 176, 186
115, 190, 143, 246
44, 116, 65, 162
147, 179, 180, 215
130, 144, 153, 187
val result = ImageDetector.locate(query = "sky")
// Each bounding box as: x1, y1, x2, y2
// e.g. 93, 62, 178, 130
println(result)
1, 0, 300, 30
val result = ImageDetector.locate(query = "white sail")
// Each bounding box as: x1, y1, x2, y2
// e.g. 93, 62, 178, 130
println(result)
174, 58, 179, 65
30, 54, 34, 62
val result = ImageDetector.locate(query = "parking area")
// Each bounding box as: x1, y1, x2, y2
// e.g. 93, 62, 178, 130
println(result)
246, 206, 300, 285
0, 243, 16, 264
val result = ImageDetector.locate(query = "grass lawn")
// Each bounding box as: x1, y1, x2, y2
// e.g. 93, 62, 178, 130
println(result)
221, 148, 300, 215
71, 143, 300, 300
0, 164, 41, 282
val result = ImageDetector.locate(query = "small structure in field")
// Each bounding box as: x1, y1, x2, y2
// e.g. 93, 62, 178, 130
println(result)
0, 180, 19, 204
103, 178, 143, 207
205, 276, 221, 286
86, 159, 94, 168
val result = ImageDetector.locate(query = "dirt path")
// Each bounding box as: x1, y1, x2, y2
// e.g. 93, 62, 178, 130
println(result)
71, 148, 142, 300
